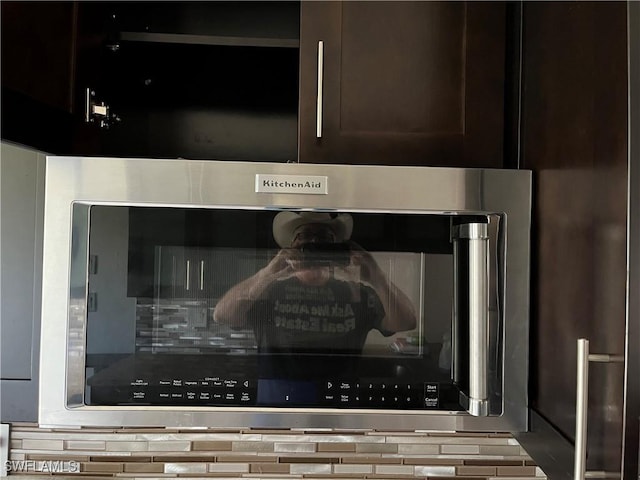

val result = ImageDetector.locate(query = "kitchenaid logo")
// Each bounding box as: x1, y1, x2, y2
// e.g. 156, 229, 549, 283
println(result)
255, 174, 328, 195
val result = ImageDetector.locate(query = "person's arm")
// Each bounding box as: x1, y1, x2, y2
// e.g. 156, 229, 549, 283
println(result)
213, 249, 296, 327
348, 242, 418, 332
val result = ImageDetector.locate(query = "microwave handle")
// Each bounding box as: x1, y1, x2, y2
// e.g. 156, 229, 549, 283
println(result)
453, 222, 490, 416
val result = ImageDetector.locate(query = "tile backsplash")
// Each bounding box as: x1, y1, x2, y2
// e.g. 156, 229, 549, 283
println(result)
6, 424, 547, 479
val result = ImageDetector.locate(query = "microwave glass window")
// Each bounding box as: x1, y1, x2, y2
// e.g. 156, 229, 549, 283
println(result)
81, 206, 496, 410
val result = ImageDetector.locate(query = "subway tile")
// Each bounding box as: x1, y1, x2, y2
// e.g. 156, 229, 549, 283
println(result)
14, 448, 140, 457
440, 444, 480, 455
333, 464, 373, 474
12, 431, 138, 441
273, 442, 316, 453
89, 455, 148, 462
457, 465, 498, 476
9, 440, 22, 449
208, 462, 250, 473
250, 462, 291, 473
355, 443, 398, 454
21, 439, 64, 450
9, 425, 546, 479
233, 441, 275, 452
397, 443, 439, 455
65, 440, 106, 450
81, 461, 124, 473
113, 427, 171, 433
164, 462, 208, 473
278, 456, 339, 464
386, 435, 511, 445
136, 432, 253, 441
243, 428, 291, 434
413, 465, 457, 476
341, 455, 402, 464
263, 434, 382, 443
374, 464, 414, 475
19, 450, 130, 461
497, 466, 538, 476
152, 455, 214, 462
192, 441, 233, 451
479, 445, 524, 456
242, 475, 302, 479
290, 463, 332, 475
402, 457, 464, 465
216, 454, 271, 462
123, 462, 165, 473
105, 441, 149, 452
465, 459, 524, 466
147, 441, 191, 452
317, 442, 357, 452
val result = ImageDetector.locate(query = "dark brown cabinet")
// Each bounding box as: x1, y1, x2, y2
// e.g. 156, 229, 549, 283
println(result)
2, 1, 511, 168
515, 2, 637, 479
298, 1, 507, 167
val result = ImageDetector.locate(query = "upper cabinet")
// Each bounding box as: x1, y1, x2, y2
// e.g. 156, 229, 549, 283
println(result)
74, 1, 300, 162
298, 1, 507, 167
2, 1, 511, 168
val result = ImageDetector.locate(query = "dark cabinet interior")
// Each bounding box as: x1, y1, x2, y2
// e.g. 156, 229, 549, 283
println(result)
75, 1, 300, 162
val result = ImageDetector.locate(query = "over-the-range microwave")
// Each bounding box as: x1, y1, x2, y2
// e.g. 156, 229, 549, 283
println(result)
39, 157, 531, 432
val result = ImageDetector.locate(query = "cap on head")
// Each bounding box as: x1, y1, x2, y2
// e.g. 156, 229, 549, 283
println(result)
272, 211, 353, 248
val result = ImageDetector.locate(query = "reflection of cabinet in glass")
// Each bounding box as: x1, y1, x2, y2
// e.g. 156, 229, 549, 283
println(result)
298, 1, 507, 167
126, 208, 275, 299
154, 246, 267, 302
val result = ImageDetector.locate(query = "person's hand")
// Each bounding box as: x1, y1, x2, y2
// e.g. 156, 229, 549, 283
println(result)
347, 241, 385, 284
262, 248, 300, 281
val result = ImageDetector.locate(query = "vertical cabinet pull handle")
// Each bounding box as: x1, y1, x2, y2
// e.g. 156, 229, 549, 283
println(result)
316, 40, 324, 138
185, 260, 190, 291
200, 260, 205, 291
574, 339, 590, 480
574, 338, 623, 480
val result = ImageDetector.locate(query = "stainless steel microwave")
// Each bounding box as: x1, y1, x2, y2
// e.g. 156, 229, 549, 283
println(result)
39, 157, 531, 432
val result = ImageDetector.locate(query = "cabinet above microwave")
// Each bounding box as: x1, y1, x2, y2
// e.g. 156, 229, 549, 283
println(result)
2, 2, 512, 169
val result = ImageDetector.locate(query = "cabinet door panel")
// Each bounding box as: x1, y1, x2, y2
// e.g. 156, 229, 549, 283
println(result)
299, 1, 505, 167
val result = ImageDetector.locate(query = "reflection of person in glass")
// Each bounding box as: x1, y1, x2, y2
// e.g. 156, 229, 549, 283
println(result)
214, 211, 417, 357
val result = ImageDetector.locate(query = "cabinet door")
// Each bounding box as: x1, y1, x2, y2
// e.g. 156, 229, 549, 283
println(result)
299, 1, 506, 167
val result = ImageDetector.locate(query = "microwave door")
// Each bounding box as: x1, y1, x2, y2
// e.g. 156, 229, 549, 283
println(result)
452, 221, 490, 416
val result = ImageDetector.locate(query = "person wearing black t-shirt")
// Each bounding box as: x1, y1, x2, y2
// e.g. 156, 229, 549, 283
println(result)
213, 211, 417, 402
